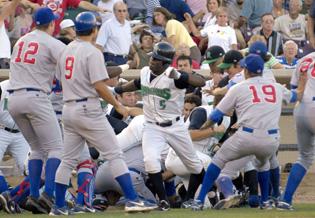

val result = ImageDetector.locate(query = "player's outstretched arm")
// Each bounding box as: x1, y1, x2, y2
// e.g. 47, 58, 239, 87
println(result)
94, 80, 128, 118
114, 78, 141, 94
0, 0, 21, 22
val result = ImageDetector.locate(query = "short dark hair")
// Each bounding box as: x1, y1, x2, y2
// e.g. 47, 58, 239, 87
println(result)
176, 55, 192, 66
152, 7, 175, 26
139, 31, 154, 43
76, 27, 96, 36
261, 12, 274, 20
184, 93, 202, 107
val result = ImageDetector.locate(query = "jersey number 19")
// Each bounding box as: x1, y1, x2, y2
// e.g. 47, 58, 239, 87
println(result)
249, 85, 276, 104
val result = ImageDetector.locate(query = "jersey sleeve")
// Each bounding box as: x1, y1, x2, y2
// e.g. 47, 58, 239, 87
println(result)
188, 108, 207, 130
88, 49, 108, 84
216, 84, 238, 114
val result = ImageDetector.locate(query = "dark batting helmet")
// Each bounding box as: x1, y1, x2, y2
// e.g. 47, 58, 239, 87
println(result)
152, 42, 175, 64
75, 12, 97, 33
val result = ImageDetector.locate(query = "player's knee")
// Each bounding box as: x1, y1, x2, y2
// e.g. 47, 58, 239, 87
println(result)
144, 161, 162, 174
29, 151, 45, 161
297, 155, 314, 170
47, 149, 62, 159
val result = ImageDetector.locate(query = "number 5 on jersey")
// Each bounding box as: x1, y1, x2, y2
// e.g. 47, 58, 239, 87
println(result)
65, 56, 75, 79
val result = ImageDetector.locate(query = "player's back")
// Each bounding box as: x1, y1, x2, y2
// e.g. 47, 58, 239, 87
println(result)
57, 39, 108, 102
10, 30, 65, 93
220, 77, 284, 130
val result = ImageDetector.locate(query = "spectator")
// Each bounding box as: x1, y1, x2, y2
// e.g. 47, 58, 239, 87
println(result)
160, 0, 195, 22
276, 40, 298, 69
186, 0, 207, 15
0, 0, 20, 69
202, 0, 221, 28
183, 93, 202, 121
259, 13, 283, 57
124, 0, 146, 20
58, 19, 76, 44
307, 0, 315, 48
274, 0, 306, 42
153, 7, 201, 63
191, 7, 237, 52
171, 43, 200, 69
97, 0, 120, 23
272, 0, 287, 18
96, 1, 132, 65
226, 0, 243, 27
236, 0, 273, 31
23, 0, 110, 36
128, 30, 154, 69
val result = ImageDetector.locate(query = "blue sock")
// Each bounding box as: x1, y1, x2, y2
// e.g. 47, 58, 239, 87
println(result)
10, 176, 30, 197
115, 173, 137, 201
164, 180, 176, 197
217, 176, 234, 198
28, 159, 43, 198
283, 163, 307, 204
0, 175, 9, 193
76, 172, 92, 206
258, 171, 270, 203
270, 167, 280, 198
197, 163, 221, 204
55, 183, 68, 208
45, 158, 61, 197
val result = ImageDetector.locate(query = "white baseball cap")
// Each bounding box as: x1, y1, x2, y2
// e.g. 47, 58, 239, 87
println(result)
60, 19, 75, 30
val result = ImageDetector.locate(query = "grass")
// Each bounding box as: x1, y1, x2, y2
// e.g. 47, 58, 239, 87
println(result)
1, 204, 315, 218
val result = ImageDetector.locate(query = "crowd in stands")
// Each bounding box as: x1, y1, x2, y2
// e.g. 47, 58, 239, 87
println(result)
1, 0, 315, 71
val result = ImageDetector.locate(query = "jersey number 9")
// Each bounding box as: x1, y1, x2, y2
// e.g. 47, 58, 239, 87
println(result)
65, 56, 75, 79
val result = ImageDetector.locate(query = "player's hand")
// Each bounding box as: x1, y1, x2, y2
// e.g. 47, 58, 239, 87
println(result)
98, 8, 111, 13
114, 104, 129, 119
202, 87, 214, 96
165, 67, 181, 80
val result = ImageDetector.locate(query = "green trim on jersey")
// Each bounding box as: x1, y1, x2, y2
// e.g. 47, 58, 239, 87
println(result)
141, 85, 171, 100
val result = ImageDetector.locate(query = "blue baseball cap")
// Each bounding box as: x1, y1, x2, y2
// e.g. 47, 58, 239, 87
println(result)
249, 41, 267, 58
34, 7, 59, 26
240, 54, 264, 74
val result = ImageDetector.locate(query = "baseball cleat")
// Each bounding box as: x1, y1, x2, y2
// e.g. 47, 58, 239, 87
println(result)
38, 192, 54, 213
191, 199, 203, 211
124, 199, 158, 213
276, 201, 294, 211
26, 196, 48, 214
0, 191, 12, 214
181, 199, 194, 209
49, 206, 69, 216
260, 201, 273, 210
213, 195, 242, 210
158, 200, 170, 211
70, 204, 95, 214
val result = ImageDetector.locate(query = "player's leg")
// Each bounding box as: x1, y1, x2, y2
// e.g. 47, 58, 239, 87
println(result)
166, 126, 205, 203
142, 123, 169, 209
0, 131, 10, 193
269, 152, 280, 201
279, 105, 315, 209
243, 162, 259, 208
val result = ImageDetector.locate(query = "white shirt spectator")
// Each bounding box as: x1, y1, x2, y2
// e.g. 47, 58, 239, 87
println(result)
200, 24, 237, 52
274, 14, 306, 41
96, 17, 132, 56
0, 22, 10, 59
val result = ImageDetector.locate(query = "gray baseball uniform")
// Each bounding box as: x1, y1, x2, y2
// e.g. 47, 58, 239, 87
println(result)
55, 39, 129, 186
8, 29, 64, 161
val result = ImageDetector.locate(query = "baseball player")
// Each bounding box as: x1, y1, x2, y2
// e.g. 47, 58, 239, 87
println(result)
8, 7, 65, 214
52, 12, 156, 216
190, 54, 306, 210
277, 53, 314, 210
114, 42, 206, 211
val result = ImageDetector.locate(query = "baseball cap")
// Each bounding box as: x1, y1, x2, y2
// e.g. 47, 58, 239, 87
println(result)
34, 7, 59, 26
202, 46, 225, 64
218, 50, 243, 69
60, 19, 75, 30
240, 54, 264, 74
248, 41, 267, 58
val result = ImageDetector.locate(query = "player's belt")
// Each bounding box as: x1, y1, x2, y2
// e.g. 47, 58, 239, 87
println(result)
0, 124, 20, 133
7, 88, 42, 94
55, 111, 62, 115
242, 126, 278, 135
149, 116, 180, 127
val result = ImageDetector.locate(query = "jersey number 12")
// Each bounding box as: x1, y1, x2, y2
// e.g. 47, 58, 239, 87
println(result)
249, 85, 276, 103
15, 41, 39, 64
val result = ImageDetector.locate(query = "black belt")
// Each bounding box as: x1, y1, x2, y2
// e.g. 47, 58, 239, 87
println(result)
149, 116, 180, 127
55, 111, 62, 115
104, 52, 128, 59
3, 127, 20, 133
8, 88, 42, 94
